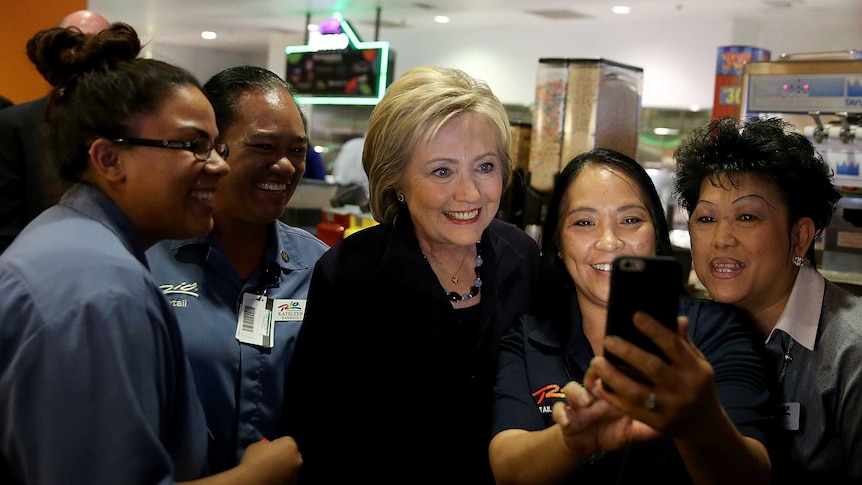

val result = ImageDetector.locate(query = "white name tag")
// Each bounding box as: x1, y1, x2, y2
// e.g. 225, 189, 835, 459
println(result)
236, 293, 274, 348
272, 299, 306, 322
780, 401, 801, 431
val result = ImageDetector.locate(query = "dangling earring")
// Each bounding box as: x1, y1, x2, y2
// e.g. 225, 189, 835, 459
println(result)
397, 193, 406, 203
793, 256, 804, 267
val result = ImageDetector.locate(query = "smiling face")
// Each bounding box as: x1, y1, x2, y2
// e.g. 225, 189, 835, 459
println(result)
117, 84, 229, 246
401, 112, 503, 252
687, 172, 800, 317
558, 164, 656, 312
213, 87, 307, 227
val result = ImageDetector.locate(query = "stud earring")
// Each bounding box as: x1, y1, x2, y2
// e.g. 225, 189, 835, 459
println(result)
556, 250, 562, 259
397, 193, 405, 203
793, 256, 804, 267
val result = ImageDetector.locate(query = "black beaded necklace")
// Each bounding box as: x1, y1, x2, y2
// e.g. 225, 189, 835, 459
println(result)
447, 240, 483, 302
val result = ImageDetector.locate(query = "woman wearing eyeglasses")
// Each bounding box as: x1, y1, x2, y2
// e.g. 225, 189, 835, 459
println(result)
146, 66, 329, 476
0, 24, 301, 484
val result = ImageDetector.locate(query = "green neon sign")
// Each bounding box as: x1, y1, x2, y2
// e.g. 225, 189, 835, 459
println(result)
285, 12, 391, 106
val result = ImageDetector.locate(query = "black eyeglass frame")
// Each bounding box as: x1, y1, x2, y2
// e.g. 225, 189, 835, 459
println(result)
111, 137, 229, 161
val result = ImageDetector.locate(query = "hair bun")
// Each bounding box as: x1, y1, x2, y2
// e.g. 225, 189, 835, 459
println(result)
27, 22, 142, 88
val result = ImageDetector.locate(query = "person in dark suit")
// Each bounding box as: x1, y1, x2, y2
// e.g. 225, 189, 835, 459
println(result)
0, 96, 11, 110
0, 10, 110, 253
0, 96, 50, 253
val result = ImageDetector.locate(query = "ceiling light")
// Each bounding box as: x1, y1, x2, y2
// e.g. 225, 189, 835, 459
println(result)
653, 127, 680, 136
612, 6, 631, 14
201, 31, 217, 40
434, 15, 450, 24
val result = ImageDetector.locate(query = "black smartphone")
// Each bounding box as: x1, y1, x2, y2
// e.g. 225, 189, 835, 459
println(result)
604, 255, 682, 385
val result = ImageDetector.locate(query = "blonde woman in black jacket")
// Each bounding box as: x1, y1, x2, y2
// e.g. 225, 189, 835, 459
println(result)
280, 65, 540, 484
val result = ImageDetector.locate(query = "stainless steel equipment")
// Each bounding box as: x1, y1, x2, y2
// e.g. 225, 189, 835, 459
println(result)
741, 55, 862, 188
741, 54, 862, 281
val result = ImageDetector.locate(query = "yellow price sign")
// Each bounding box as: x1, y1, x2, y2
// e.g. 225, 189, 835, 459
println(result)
720, 86, 742, 106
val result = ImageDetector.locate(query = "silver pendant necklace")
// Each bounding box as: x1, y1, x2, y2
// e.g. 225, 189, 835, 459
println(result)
450, 247, 471, 284
426, 244, 471, 284
423, 240, 483, 302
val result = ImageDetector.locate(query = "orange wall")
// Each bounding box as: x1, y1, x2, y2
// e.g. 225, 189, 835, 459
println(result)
0, 0, 87, 104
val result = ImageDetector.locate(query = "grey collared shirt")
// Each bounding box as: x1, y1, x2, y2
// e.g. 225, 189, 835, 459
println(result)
765, 266, 862, 482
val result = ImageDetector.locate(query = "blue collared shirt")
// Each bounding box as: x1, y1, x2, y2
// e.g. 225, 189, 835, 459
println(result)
147, 220, 328, 473
0, 183, 208, 484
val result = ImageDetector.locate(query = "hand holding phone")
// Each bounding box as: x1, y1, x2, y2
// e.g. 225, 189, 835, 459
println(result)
604, 255, 681, 386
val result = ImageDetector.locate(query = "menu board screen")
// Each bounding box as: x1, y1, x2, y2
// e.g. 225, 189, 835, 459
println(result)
285, 13, 392, 105
287, 48, 386, 99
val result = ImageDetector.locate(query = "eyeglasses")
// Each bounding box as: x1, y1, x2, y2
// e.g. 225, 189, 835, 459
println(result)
111, 137, 229, 161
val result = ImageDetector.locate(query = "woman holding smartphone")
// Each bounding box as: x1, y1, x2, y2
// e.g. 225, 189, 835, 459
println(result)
489, 148, 772, 484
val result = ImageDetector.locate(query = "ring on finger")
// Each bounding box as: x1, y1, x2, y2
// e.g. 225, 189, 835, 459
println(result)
644, 391, 657, 410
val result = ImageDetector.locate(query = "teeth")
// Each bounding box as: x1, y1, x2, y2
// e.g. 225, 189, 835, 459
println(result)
712, 263, 743, 273
592, 263, 612, 271
258, 182, 286, 191
445, 209, 479, 220
191, 191, 214, 202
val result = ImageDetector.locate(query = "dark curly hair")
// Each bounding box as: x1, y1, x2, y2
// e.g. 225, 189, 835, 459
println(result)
27, 22, 202, 183
673, 116, 840, 265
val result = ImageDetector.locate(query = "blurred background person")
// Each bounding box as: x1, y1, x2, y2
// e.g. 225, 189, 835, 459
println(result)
147, 65, 328, 476
0, 23, 302, 484
57, 9, 112, 34
329, 134, 369, 207
489, 148, 771, 484
0, 10, 111, 255
331, 134, 366, 188
302, 142, 326, 180
281, 65, 540, 483
674, 115, 861, 483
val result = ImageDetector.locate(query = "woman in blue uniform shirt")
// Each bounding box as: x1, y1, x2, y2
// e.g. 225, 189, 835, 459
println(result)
489, 148, 772, 484
147, 66, 329, 475
0, 24, 300, 484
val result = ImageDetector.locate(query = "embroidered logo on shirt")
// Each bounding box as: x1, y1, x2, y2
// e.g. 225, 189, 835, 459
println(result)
159, 281, 199, 308
532, 384, 565, 404
532, 384, 566, 414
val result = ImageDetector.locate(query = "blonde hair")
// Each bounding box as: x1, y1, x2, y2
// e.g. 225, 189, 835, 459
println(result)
364, 66, 512, 225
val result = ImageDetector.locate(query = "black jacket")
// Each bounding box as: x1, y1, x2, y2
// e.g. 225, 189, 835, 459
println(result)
0, 97, 61, 254
281, 213, 539, 483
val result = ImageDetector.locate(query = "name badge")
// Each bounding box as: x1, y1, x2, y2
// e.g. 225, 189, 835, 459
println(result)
780, 401, 801, 431
272, 298, 306, 322
236, 293, 274, 348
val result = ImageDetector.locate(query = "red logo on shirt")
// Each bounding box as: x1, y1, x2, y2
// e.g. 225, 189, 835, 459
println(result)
532, 384, 565, 405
